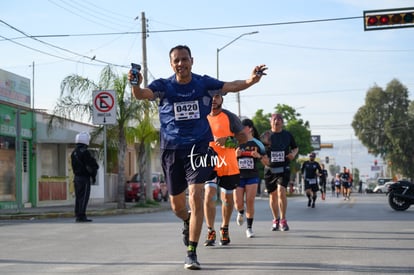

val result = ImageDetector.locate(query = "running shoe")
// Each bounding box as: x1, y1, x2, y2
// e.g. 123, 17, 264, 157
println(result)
219, 227, 231, 245
204, 230, 216, 246
184, 252, 201, 270
182, 213, 190, 246
246, 228, 255, 238
236, 212, 244, 226
311, 201, 315, 208
272, 218, 280, 231
308, 199, 312, 207
280, 219, 289, 231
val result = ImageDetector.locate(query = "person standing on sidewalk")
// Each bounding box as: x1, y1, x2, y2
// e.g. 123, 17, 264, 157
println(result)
204, 94, 247, 246
261, 113, 298, 231
129, 45, 267, 270
301, 152, 322, 208
234, 118, 266, 238
71, 132, 99, 223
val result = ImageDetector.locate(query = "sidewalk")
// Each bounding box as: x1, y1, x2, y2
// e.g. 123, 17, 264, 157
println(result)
0, 201, 171, 220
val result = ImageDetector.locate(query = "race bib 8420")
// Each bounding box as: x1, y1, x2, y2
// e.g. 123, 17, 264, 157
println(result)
174, 100, 200, 121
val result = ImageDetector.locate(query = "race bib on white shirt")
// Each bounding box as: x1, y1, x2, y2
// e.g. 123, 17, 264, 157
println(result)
271, 151, 285, 163
174, 100, 200, 121
238, 158, 254, 169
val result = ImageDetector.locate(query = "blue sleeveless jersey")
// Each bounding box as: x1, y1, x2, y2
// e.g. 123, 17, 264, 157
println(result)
149, 73, 224, 149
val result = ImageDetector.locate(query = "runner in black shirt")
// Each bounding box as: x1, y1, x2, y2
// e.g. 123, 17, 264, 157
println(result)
301, 152, 322, 208
319, 163, 328, 200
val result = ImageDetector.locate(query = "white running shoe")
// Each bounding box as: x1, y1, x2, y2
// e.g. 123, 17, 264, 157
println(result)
236, 212, 244, 226
246, 228, 255, 238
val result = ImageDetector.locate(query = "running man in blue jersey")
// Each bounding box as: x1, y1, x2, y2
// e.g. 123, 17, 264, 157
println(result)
129, 45, 266, 270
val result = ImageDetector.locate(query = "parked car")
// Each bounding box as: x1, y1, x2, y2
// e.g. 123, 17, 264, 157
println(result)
361, 182, 374, 193
151, 172, 168, 202
125, 173, 167, 202
377, 178, 392, 186
373, 181, 394, 193
125, 173, 144, 202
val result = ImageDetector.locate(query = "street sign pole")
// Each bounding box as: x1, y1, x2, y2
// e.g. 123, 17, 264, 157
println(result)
92, 90, 117, 200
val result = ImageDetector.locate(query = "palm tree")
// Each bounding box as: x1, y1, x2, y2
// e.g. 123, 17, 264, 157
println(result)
49, 65, 158, 208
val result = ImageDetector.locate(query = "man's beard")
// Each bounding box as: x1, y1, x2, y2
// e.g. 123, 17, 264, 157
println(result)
212, 103, 222, 110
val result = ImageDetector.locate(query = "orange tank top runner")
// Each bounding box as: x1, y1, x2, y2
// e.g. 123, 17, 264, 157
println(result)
207, 112, 240, 177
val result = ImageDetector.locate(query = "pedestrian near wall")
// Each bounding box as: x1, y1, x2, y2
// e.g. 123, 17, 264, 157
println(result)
71, 132, 99, 223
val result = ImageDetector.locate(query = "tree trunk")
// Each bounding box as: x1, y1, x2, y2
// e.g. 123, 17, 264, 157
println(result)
117, 125, 127, 209
144, 143, 152, 201
137, 142, 153, 202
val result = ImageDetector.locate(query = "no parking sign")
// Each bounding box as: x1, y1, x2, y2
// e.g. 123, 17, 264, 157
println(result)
92, 90, 117, 125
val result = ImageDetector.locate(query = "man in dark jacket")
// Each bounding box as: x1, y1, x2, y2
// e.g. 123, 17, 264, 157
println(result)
71, 132, 99, 222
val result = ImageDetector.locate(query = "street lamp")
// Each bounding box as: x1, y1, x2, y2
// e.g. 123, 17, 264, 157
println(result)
216, 31, 259, 117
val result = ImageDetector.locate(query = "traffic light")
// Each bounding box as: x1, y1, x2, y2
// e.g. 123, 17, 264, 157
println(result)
364, 7, 414, 31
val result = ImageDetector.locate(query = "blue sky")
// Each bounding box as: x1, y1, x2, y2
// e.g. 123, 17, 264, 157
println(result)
2, 0, 414, 143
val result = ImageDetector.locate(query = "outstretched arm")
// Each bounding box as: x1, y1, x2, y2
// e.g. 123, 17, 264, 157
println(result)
222, 64, 267, 93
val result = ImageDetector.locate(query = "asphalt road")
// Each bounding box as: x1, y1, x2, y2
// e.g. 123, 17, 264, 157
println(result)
1, 193, 413, 275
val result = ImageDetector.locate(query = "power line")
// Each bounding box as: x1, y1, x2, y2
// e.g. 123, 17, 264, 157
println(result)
0, 34, 91, 64
2, 16, 363, 71
5, 15, 362, 38
4, 15, 413, 55
0, 19, 128, 68
80, 0, 133, 21
48, 0, 138, 31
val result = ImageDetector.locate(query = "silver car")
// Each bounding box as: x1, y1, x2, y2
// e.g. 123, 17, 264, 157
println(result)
373, 181, 394, 193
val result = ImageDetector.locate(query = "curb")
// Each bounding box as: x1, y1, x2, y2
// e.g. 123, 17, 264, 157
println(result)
0, 204, 171, 221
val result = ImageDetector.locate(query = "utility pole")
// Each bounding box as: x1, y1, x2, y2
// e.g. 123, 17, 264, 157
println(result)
141, 12, 152, 201
141, 12, 148, 87
31, 61, 37, 207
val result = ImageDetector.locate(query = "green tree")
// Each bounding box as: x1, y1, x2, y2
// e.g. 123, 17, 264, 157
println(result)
131, 112, 159, 202
253, 105, 313, 156
49, 65, 158, 208
274, 104, 313, 157
352, 168, 360, 187
252, 109, 270, 135
328, 164, 340, 178
352, 79, 414, 179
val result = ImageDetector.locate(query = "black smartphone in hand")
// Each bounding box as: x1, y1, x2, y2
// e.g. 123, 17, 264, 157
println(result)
130, 63, 141, 85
